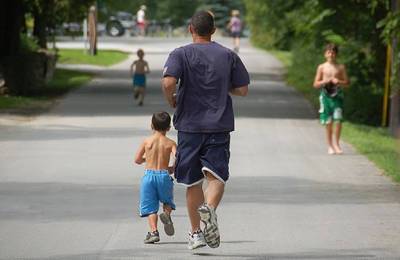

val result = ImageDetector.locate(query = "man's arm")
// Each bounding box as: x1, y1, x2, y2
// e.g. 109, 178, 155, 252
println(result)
161, 76, 177, 108
229, 85, 248, 96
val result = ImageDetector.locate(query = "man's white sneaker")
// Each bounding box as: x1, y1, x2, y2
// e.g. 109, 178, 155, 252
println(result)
198, 203, 220, 248
188, 230, 206, 250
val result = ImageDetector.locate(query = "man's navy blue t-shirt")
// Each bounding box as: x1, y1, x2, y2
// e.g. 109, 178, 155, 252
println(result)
163, 41, 249, 133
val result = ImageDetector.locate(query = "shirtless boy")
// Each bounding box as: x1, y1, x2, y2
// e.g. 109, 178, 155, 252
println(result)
313, 43, 350, 154
134, 111, 177, 243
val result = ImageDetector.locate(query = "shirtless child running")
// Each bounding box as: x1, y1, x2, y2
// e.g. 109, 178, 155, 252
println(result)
134, 111, 177, 243
313, 43, 350, 154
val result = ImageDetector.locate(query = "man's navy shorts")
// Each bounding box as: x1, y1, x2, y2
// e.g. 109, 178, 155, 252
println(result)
175, 132, 230, 187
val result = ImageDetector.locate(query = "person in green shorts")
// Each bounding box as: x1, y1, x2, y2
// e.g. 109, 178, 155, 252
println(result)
313, 43, 350, 154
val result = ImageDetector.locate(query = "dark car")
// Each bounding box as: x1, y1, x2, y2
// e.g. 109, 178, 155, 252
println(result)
106, 11, 136, 37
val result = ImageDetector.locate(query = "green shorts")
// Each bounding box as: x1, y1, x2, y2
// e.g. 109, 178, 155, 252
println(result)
319, 89, 344, 124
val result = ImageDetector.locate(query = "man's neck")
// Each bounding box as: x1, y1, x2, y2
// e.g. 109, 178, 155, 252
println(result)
192, 34, 212, 43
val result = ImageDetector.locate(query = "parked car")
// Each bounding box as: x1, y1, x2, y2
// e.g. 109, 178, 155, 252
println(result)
106, 11, 136, 37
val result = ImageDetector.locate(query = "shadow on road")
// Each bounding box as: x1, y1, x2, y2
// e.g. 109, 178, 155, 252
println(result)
1, 176, 399, 221
39, 69, 317, 120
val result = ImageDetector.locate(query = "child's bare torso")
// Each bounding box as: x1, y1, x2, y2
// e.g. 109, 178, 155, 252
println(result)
320, 62, 344, 82
134, 59, 148, 74
144, 134, 174, 170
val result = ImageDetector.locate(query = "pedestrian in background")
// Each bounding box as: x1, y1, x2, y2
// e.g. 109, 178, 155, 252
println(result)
313, 43, 350, 154
130, 48, 150, 106
227, 10, 242, 53
137, 5, 147, 37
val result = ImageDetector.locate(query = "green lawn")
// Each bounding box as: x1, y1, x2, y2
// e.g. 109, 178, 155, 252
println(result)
58, 49, 129, 66
342, 123, 400, 182
269, 50, 293, 68
0, 69, 93, 111
270, 50, 400, 183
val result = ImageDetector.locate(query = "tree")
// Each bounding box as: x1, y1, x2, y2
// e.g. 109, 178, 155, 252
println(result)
0, 0, 24, 59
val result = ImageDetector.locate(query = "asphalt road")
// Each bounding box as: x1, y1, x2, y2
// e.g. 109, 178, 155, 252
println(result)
0, 36, 399, 260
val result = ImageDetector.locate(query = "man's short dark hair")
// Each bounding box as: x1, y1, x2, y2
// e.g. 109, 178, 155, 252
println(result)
325, 43, 339, 54
152, 111, 171, 131
191, 10, 215, 36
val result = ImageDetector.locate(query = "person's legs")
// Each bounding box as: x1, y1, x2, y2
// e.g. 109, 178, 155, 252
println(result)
186, 183, 204, 233
160, 204, 174, 236
234, 37, 240, 51
333, 122, 343, 154
144, 213, 160, 243
325, 122, 335, 154
138, 87, 145, 105
147, 213, 158, 232
204, 171, 225, 209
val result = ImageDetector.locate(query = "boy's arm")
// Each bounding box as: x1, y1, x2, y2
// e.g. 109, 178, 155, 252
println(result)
333, 65, 350, 87
313, 65, 327, 88
130, 61, 135, 77
134, 141, 146, 165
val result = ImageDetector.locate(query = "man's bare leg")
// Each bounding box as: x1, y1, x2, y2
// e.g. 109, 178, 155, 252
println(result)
187, 183, 204, 233
204, 171, 225, 209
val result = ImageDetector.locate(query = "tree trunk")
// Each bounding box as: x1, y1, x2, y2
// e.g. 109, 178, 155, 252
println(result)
0, 0, 24, 59
33, 5, 48, 49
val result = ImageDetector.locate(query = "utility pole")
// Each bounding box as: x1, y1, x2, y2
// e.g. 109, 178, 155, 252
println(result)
389, 0, 399, 137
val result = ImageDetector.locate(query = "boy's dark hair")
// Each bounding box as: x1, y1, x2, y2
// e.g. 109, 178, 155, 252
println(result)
325, 43, 338, 54
152, 111, 171, 131
190, 10, 215, 36
137, 48, 144, 57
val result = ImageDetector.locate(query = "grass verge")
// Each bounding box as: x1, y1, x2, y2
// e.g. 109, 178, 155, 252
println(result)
58, 49, 129, 66
342, 122, 400, 182
270, 50, 400, 183
0, 69, 93, 112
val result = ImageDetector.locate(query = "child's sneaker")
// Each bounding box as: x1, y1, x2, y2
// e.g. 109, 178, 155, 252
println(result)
188, 230, 206, 250
198, 203, 220, 248
144, 230, 160, 244
159, 212, 174, 236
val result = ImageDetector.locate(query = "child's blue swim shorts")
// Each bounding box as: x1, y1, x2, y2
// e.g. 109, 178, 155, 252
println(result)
139, 169, 175, 217
133, 73, 146, 87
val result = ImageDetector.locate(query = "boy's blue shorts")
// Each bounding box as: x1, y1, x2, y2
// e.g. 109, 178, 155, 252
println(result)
133, 74, 146, 87
139, 169, 175, 217
175, 132, 230, 187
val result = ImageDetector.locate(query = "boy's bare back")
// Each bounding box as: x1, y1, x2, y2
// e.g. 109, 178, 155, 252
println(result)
136, 133, 176, 170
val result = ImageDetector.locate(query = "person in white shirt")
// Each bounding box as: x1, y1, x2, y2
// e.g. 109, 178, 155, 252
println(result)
137, 5, 146, 36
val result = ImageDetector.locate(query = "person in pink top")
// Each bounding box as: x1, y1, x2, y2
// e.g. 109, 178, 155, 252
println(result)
227, 10, 242, 53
